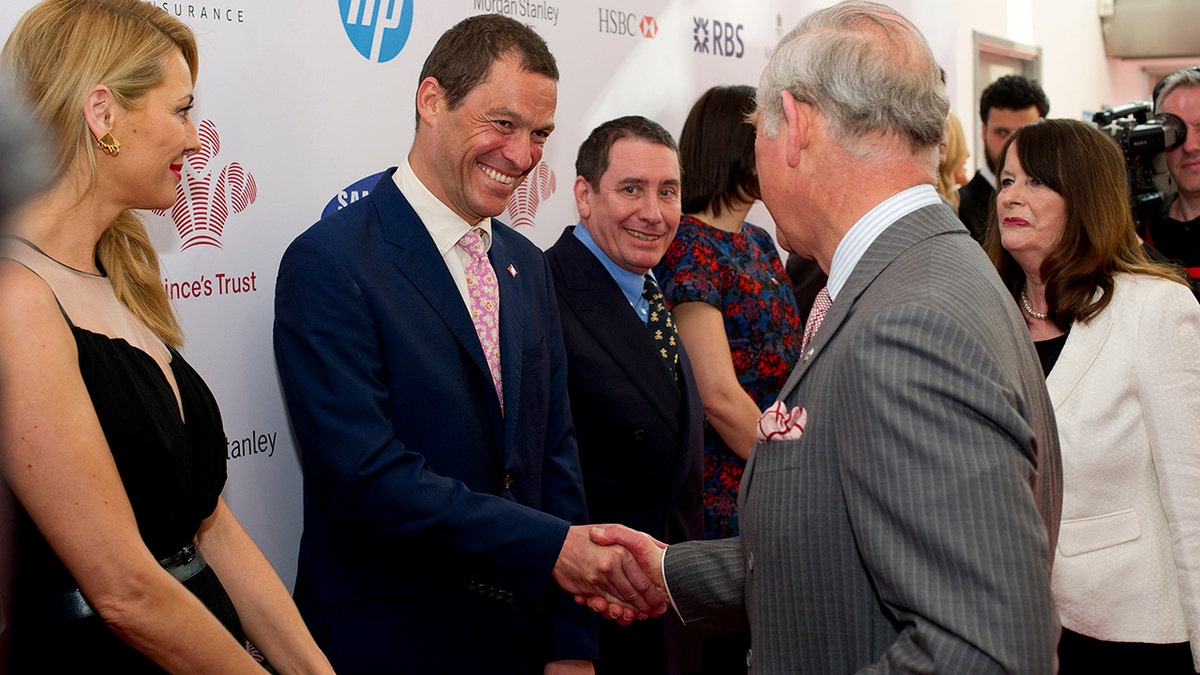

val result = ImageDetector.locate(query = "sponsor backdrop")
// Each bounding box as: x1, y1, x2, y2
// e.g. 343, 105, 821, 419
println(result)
0, 0, 954, 588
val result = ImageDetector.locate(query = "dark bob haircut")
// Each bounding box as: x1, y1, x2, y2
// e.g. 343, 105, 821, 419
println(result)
984, 118, 1183, 330
679, 85, 760, 217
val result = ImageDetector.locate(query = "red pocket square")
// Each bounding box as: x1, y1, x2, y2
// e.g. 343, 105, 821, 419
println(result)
756, 400, 808, 442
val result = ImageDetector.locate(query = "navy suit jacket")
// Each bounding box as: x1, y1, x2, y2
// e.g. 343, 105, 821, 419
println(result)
273, 169, 595, 674
546, 227, 704, 673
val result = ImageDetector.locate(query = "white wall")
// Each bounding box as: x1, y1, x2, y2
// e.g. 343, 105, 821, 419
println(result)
953, 0, 1199, 165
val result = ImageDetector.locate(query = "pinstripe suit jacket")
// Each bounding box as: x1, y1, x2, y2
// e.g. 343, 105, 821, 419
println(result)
665, 203, 1063, 673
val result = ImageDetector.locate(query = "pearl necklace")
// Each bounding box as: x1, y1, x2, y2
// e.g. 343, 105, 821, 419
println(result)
1021, 287, 1048, 320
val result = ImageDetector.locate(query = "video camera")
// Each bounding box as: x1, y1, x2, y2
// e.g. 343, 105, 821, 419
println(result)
1092, 102, 1186, 229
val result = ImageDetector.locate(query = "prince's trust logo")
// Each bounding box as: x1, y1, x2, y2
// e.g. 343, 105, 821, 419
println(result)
153, 119, 258, 251
505, 163, 555, 229
340, 0, 415, 63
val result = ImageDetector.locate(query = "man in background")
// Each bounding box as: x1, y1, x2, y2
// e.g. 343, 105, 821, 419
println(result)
958, 74, 1049, 242
1145, 66, 1200, 300
546, 116, 704, 674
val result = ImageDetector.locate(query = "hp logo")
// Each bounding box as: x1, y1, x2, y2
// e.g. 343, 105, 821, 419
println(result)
339, 0, 414, 63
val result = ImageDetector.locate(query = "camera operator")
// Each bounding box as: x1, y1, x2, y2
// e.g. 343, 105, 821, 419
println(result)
1145, 67, 1200, 301
959, 75, 1050, 244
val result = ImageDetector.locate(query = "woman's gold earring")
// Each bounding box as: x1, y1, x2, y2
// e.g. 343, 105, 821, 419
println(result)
96, 131, 120, 157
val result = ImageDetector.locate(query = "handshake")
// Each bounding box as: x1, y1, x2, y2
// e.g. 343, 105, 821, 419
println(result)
551, 524, 670, 625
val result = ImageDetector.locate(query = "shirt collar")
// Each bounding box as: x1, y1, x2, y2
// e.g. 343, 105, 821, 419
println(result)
572, 223, 649, 307
826, 184, 942, 300
979, 164, 997, 190
394, 158, 493, 253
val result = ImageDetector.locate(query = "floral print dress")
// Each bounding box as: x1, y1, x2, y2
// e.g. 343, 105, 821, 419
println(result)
655, 215, 804, 538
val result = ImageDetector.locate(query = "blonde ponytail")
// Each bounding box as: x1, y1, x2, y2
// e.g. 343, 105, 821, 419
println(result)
97, 211, 183, 348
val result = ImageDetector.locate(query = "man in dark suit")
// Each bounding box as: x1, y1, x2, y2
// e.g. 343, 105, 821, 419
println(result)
273, 15, 663, 675
958, 74, 1049, 243
595, 3, 1063, 672
1145, 66, 1200, 300
545, 116, 704, 674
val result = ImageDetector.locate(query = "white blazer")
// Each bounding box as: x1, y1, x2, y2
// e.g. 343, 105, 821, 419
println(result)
1048, 273, 1200, 669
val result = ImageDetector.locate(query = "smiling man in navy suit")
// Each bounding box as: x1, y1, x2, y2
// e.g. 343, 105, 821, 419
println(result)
273, 15, 663, 675
546, 117, 705, 674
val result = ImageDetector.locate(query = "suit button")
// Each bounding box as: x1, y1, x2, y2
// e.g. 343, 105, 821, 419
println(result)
503, 472, 514, 490
633, 429, 646, 442
747, 552, 754, 572
745, 648, 752, 669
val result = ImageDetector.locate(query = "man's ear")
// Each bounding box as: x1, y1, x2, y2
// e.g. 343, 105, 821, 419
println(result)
573, 175, 592, 222
780, 91, 809, 168
83, 84, 116, 140
415, 77, 444, 128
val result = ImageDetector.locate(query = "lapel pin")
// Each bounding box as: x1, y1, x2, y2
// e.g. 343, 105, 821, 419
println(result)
507, 264, 518, 277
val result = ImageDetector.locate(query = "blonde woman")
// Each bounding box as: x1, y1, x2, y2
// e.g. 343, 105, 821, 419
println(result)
0, 1, 332, 672
937, 112, 970, 209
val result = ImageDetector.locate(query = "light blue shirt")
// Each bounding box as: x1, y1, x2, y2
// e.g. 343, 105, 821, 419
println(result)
826, 184, 943, 301
572, 223, 654, 326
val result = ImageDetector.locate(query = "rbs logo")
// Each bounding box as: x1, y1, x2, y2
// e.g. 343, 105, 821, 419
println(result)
340, 0, 414, 63
693, 17, 744, 58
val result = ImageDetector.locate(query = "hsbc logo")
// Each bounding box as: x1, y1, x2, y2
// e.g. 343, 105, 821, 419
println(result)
598, 8, 657, 38
639, 16, 658, 38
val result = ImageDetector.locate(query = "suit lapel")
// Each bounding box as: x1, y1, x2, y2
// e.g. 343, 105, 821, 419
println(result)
374, 174, 496, 404
749, 204, 961, 500
553, 230, 681, 431
490, 224, 526, 457
1045, 288, 1113, 409
775, 204, 960, 405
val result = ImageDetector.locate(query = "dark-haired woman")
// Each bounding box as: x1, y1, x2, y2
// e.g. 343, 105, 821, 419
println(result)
987, 118, 1200, 674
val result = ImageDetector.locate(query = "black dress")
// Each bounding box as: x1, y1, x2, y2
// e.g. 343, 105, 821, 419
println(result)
4, 240, 247, 672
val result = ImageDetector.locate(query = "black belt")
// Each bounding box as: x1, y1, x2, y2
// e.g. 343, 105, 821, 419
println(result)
57, 543, 207, 621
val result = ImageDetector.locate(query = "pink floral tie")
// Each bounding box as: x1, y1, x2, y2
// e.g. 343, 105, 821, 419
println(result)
801, 286, 831, 353
458, 229, 502, 408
